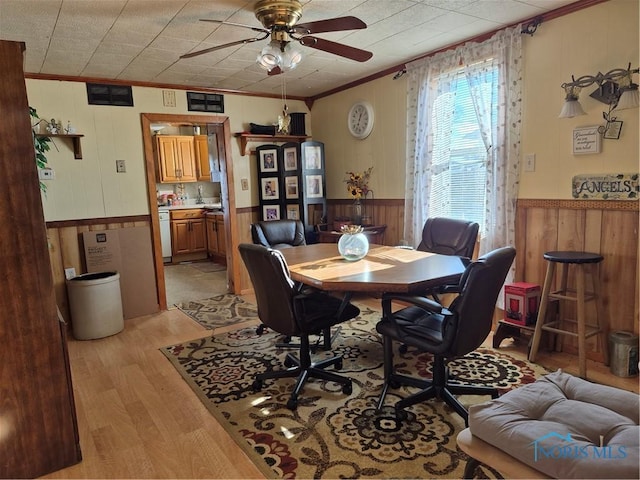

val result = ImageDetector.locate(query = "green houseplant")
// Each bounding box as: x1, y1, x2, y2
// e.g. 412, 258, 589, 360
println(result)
30, 106, 51, 193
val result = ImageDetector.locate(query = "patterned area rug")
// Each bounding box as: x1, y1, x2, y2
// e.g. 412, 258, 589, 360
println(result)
161, 305, 549, 479
176, 293, 258, 330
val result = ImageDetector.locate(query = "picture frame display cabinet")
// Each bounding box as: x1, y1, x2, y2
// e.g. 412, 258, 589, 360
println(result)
256, 141, 326, 232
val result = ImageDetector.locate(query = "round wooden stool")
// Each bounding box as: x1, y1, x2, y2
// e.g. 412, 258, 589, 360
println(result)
528, 251, 608, 378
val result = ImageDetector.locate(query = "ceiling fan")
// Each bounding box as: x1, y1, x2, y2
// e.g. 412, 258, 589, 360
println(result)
180, 0, 373, 74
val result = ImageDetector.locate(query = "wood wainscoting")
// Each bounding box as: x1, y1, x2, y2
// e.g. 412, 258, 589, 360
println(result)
326, 199, 405, 246
46, 216, 154, 323
515, 199, 639, 362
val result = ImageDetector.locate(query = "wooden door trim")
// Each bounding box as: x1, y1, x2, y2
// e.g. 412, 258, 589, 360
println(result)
141, 113, 239, 310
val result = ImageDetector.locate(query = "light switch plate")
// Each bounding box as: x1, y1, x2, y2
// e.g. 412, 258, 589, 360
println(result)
64, 267, 76, 280
162, 90, 176, 107
524, 153, 536, 172
116, 160, 126, 173
38, 167, 55, 180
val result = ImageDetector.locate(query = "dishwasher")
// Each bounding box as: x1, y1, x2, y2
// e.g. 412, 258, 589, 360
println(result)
158, 209, 172, 263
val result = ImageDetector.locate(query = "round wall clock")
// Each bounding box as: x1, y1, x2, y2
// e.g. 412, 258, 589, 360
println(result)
347, 101, 374, 139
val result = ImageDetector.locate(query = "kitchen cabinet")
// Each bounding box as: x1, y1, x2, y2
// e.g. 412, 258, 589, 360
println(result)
206, 213, 226, 264
155, 135, 197, 183
171, 209, 206, 255
194, 134, 211, 181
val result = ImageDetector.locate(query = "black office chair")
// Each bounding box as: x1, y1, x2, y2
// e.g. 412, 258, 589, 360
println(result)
398, 217, 480, 354
376, 246, 516, 426
417, 217, 479, 257
251, 219, 307, 336
251, 220, 306, 250
238, 243, 360, 410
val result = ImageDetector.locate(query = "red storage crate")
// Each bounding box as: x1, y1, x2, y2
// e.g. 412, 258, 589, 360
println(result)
504, 282, 540, 326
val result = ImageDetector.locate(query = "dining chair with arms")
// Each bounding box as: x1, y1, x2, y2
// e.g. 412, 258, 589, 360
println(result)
238, 243, 360, 410
251, 219, 307, 336
250, 219, 306, 249
376, 246, 516, 426
417, 217, 479, 298
397, 217, 480, 354
416, 217, 479, 257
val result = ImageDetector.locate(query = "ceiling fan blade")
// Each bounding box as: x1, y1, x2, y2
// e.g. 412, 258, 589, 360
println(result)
299, 36, 372, 62
180, 36, 266, 59
199, 18, 268, 34
292, 16, 366, 35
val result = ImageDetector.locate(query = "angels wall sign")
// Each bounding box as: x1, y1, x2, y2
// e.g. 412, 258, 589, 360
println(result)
572, 173, 638, 200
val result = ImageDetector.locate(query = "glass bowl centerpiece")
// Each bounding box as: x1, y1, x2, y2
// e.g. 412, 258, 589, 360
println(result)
338, 225, 369, 261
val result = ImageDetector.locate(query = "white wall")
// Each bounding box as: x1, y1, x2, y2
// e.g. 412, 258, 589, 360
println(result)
310, 75, 408, 200
310, 0, 639, 201
519, 0, 639, 198
27, 0, 639, 221
27, 79, 309, 220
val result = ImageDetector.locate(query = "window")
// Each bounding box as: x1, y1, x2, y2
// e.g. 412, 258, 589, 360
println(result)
428, 66, 498, 230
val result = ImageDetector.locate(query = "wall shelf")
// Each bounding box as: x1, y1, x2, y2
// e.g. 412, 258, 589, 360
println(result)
35, 133, 84, 159
234, 133, 309, 156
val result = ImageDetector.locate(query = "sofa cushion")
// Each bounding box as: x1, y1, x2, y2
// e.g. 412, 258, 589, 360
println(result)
469, 369, 639, 479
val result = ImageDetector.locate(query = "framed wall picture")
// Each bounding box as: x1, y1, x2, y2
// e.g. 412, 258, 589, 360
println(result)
603, 120, 623, 140
261, 177, 279, 200
284, 146, 298, 171
285, 176, 299, 199
572, 126, 601, 155
263, 205, 280, 221
259, 149, 278, 172
286, 204, 300, 220
306, 174, 323, 198
303, 144, 322, 170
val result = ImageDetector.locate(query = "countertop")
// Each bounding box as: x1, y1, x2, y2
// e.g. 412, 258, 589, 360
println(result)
158, 202, 222, 211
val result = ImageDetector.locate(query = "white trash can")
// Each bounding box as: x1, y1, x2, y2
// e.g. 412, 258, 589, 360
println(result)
67, 271, 124, 340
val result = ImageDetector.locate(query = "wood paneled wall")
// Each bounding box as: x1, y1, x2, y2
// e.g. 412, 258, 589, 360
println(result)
48, 199, 639, 368
515, 199, 639, 362
326, 199, 405, 246
46, 217, 152, 324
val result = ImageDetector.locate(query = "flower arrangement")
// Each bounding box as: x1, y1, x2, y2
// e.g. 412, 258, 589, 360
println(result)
345, 167, 373, 199
340, 224, 364, 235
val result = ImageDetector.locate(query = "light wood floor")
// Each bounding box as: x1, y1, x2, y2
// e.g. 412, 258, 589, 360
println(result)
43, 294, 638, 479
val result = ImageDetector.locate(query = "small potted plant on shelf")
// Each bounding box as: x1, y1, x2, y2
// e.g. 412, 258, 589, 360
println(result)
30, 107, 51, 193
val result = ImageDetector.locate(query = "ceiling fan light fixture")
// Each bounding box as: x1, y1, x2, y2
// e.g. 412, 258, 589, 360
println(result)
279, 42, 302, 71
257, 41, 282, 70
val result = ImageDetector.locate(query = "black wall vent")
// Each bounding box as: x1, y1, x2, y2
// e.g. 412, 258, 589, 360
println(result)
187, 92, 224, 113
86, 83, 134, 106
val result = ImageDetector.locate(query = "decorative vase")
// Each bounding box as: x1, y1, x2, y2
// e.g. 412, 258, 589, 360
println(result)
352, 198, 363, 225
338, 225, 369, 261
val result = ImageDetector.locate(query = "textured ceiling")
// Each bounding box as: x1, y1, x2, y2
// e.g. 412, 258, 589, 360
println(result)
0, 0, 579, 98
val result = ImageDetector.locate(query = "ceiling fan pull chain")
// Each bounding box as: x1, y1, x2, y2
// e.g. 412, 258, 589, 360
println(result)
278, 75, 291, 135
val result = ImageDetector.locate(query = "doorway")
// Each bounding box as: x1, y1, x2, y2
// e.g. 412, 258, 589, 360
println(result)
141, 113, 239, 310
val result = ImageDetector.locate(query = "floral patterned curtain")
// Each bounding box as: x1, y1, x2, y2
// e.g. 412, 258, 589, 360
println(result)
404, 26, 522, 264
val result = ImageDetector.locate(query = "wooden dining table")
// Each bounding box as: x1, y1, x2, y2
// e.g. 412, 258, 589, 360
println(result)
279, 243, 468, 350
280, 243, 468, 294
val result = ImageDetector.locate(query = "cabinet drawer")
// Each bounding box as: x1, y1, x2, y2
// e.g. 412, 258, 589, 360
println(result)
170, 209, 204, 220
